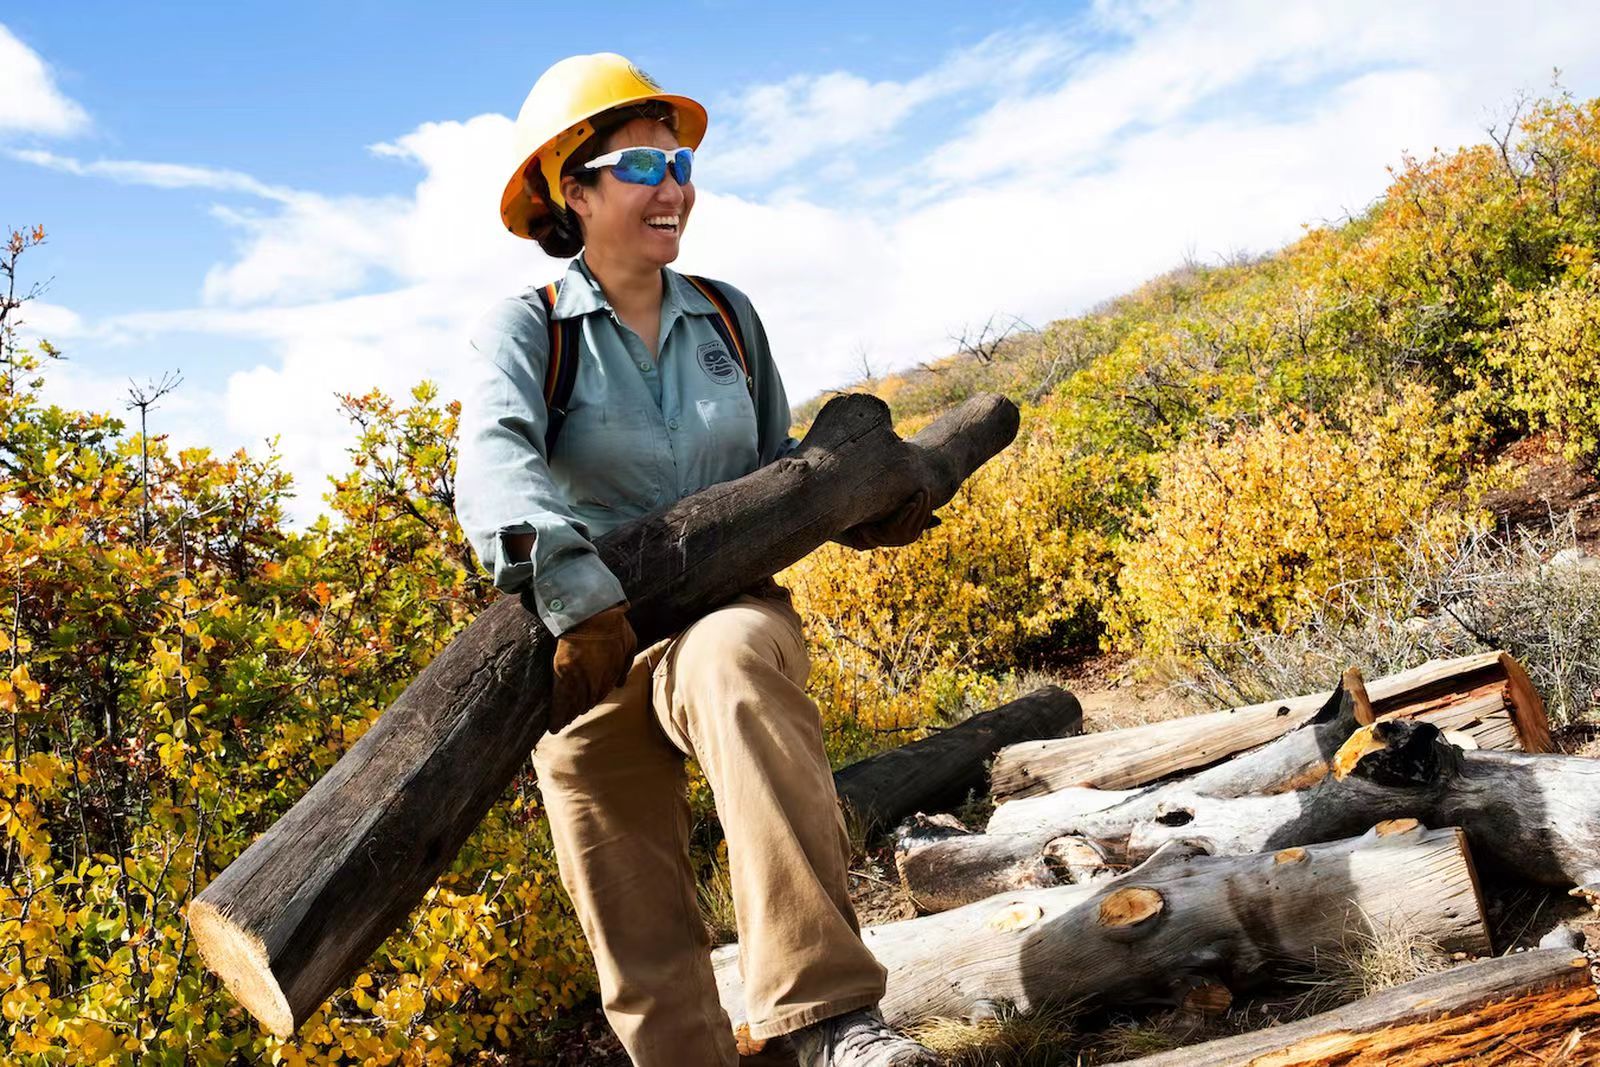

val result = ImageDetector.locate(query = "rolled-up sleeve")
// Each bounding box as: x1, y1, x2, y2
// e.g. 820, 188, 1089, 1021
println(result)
454, 298, 627, 635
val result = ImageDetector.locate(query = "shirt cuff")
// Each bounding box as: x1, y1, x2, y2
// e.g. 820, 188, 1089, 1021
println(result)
521, 551, 628, 636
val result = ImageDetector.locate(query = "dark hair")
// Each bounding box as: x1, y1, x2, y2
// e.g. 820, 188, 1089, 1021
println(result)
526, 100, 680, 258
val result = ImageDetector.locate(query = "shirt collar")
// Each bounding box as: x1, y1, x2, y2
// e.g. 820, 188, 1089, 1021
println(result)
550, 257, 720, 321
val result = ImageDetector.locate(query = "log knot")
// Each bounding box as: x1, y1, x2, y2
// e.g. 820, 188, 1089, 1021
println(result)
1098, 886, 1165, 931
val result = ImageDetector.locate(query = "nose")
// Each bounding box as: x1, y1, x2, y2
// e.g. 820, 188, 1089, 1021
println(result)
654, 173, 686, 207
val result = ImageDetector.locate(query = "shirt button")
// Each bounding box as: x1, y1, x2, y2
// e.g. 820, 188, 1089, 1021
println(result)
548, 597, 565, 612
638, 360, 652, 371
668, 417, 680, 430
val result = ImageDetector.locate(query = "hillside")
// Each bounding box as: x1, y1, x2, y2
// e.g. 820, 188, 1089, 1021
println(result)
3, 91, 1600, 1064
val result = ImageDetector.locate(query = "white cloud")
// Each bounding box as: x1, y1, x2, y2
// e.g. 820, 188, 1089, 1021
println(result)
20, 1, 1600, 525
8, 147, 293, 197
0, 24, 88, 137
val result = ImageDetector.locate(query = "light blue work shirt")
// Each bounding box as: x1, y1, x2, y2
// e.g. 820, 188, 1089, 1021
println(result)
455, 256, 799, 635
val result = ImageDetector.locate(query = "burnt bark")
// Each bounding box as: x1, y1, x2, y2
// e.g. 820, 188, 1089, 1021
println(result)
833, 686, 1082, 836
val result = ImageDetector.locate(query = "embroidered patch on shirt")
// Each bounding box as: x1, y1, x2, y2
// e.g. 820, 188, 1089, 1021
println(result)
697, 341, 740, 384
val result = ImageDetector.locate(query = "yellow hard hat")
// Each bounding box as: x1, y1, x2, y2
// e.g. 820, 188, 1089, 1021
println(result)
499, 53, 708, 240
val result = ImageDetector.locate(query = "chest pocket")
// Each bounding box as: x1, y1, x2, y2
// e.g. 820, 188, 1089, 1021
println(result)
694, 394, 759, 477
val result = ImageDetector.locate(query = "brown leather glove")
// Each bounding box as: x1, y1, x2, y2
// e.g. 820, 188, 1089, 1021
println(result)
550, 602, 637, 733
835, 489, 940, 550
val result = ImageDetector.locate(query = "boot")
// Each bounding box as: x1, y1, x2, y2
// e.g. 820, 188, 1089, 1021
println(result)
787, 1007, 941, 1066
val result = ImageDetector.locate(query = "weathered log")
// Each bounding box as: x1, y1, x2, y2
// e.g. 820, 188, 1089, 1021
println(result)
1109, 947, 1600, 1066
897, 685, 1363, 911
988, 651, 1550, 803
988, 694, 1325, 802
985, 687, 1505, 837
832, 686, 1082, 835
186, 392, 1020, 1036
938, 716, 1600, 918
904, 684, 1579, 915
1118, 718, 1600, 895
715, 825, 1491, 1030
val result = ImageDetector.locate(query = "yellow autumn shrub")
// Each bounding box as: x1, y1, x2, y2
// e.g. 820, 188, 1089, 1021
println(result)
1488, 266, 1600, 466
783, 412, 1118, 760
1109, 386, 1492, 655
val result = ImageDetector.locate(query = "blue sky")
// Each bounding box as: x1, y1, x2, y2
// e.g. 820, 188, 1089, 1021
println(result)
4, 1, 1600, 522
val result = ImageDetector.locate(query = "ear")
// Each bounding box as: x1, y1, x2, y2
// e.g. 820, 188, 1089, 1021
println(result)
562, 176, 593, 220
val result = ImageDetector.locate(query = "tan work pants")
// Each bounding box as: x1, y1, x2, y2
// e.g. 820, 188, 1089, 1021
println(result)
532, 587, 888, 1067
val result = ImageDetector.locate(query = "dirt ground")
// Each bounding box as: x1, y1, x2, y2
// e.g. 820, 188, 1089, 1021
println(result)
1483, 435, 1600, 550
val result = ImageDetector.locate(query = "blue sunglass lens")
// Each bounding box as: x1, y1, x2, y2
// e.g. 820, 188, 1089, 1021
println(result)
611, 148, 668, 185
608, 148, 694, 186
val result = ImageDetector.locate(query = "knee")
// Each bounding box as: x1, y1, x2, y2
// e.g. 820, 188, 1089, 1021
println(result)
671, 601, 809, 693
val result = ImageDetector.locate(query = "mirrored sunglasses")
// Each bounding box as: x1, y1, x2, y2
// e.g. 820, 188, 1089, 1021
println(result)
581, 146, 694, 187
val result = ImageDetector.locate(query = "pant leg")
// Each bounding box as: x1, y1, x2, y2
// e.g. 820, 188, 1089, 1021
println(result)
653, 588, 889, 1041
532, 647, 738, 1067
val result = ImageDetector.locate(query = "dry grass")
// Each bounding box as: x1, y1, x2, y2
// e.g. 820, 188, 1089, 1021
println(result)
1085, 1016, 1206, 1061
906, 1003, 1081, 1067
1285, 909, 1454, 1018
1169, 515, 1600, 728
697, 856, 738, 946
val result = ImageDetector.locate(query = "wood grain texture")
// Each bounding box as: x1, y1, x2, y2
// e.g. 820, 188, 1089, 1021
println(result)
1117, 719, 1600, 890
899, 687, 1363, 912
833, 687, 1081, 835
717, 825, 1490, 1029
187, 392, 1020, 1036
987, 652, 1546, 804
1109, 948, 1600, 1066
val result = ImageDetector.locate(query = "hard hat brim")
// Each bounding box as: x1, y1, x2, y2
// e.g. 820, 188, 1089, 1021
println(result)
499, 92, 708, 241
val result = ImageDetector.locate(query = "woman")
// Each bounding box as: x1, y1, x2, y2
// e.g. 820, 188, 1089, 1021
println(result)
454, 54, 940, 1067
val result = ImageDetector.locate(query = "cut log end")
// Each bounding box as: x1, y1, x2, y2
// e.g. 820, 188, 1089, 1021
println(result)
186, 899, 296, 1038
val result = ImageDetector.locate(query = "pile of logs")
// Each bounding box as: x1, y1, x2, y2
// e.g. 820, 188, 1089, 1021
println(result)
717, 651, 1600, 1062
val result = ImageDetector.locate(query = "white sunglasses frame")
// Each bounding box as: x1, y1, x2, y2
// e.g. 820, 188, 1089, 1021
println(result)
580, 145, 694, 183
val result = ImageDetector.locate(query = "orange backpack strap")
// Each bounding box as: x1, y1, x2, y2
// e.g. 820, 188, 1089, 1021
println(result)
534, 282, 582, 454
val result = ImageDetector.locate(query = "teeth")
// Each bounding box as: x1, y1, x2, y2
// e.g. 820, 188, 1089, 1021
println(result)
646, 215, 680, 229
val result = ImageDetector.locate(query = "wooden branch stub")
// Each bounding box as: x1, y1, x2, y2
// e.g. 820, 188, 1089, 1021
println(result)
1274, 847, 1308, 865
1099, 886, 1165, 928
1375, 817, 1422, 837
1343, 665, 1376, 725
986, 902, 1044, 933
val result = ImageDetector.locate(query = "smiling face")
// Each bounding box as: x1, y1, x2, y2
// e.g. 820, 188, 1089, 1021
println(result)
562, 116, 694, 270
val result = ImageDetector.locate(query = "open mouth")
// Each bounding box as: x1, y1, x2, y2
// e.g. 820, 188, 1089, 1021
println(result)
645, 214, 680, 235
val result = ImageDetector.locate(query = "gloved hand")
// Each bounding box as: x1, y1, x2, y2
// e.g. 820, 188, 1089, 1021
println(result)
550, 601, 637, 732
835, 489, 940, 551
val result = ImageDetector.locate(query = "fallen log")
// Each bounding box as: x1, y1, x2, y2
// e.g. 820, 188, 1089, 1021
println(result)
1118, 719, 1600, 896
935, 717, 1600, 916
1109, 947, 1600, 1066
988, 651, 1550, 803
715, 824, 1491, 1030
905, 690, 1587, 914
898, 685, 1364, 911
833, 686, 1082, 836
986, 687, 1506, 837
186, 392, 1020, 1036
